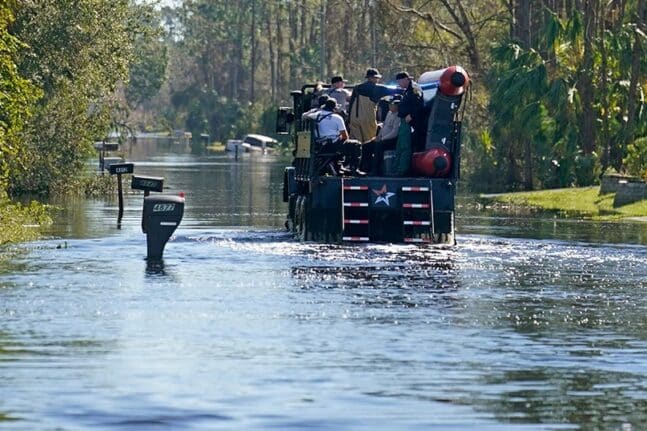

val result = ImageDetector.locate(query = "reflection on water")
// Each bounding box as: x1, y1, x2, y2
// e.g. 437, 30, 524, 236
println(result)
458, 198, 647, 245
0, 139, 646, 430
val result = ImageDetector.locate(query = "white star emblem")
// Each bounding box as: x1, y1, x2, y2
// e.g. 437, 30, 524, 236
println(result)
372, 184, 395, 206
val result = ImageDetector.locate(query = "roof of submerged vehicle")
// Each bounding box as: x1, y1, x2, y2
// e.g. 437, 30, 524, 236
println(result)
243, 133, 278, 143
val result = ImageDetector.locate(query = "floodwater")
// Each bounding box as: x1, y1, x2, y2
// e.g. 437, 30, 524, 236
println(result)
1, 139, 646, 430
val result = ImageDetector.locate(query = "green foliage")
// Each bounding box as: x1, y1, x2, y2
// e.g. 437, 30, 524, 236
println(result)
1, 0, 641, 201
486, 42, 551, 190
486, 4, 645, 191
625, 137, 647, 180
125, 4, 167, 110
464, 130, 504, 192
0, 196, 52, 245
7, 0, 143, 195
0, 3, 41, 193
574, 152, 601, 186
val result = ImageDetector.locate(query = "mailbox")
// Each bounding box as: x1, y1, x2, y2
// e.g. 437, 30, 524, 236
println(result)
108, 162, 134, 175
141, 194, 185, 260
132, 175, 164, 193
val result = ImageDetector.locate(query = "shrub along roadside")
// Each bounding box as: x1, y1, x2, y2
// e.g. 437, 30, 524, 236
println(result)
0, 197, 52, 245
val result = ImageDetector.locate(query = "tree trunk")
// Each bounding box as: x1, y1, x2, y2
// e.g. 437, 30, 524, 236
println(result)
289, 2, 298, 87
523, 139, 534, 190
621, 0, 645, 169
319, 0, 327, 80
599, 0, 610, 171
232, 0, 243, 99
276, 2, 284, 97
507, 144, 521, 190
265, 5, 276, 102
513, 0, 531, 48
250, 0, 256, 103
439, 0, 481, 72
579, 0, 597, 156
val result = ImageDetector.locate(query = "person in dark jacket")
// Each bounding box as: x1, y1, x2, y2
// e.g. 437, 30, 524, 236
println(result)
393, 71, 424, 176
347, 68, 394, 143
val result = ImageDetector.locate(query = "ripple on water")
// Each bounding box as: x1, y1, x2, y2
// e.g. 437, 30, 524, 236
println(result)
1, 229, 646, 430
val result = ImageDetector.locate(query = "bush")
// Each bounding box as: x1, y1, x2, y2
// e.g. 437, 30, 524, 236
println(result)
624, 136, 647, 180
0, 196, 51, 245
574, 152, 601, 186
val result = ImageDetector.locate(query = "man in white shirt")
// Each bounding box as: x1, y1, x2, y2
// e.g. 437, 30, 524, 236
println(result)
303, 98, 363, 175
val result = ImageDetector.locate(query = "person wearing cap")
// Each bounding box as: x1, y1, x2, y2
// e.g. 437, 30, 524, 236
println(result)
302, 98, 363, 176
393, 71, 424, 176
347, 67, 395, 143
301, 94, 332, 120
326, 75, 351, 114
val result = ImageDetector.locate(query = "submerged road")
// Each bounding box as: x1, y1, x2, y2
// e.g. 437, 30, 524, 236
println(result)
1, 145, 646, 430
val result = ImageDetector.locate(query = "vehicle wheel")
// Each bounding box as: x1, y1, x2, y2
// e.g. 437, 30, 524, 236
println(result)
298, 196, 308, 241
292, 196, 300, 236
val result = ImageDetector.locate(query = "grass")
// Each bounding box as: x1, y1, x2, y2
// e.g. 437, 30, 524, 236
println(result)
479, 186, 647, 221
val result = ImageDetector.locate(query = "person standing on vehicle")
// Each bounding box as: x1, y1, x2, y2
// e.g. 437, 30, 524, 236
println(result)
347, 68, 393, 144
393, 71, 423, 176
327, 75, 351, 116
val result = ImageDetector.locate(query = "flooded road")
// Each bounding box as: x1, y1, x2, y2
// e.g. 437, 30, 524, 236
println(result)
1, 140, 646, 430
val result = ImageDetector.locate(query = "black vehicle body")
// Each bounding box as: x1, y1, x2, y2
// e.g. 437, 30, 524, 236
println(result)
277, 69, 468, 244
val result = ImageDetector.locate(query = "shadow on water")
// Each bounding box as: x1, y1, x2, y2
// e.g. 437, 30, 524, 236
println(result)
289, 244, 460, 312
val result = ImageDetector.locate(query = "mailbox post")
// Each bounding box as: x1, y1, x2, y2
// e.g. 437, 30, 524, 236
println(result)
108, 162, 134, 227
132, 175, 184, 261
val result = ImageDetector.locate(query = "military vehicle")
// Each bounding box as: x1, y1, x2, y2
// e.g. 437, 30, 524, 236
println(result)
276, 66, 470, 244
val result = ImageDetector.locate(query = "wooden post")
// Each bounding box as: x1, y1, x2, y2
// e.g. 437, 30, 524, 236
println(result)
117, 173, 124, 228
109, 163, 135, 228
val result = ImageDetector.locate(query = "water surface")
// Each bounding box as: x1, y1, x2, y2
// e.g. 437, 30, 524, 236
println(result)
1, 141, 646, 430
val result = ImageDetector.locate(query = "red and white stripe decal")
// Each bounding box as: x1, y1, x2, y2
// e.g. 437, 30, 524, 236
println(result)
402, 186, 430, 192
343, 185, 369, 190
342, 236, 370, 241
344, 202, 369, 207
344, 219, 369, 224
403, 220, 431, 226
402, 203, 430, 209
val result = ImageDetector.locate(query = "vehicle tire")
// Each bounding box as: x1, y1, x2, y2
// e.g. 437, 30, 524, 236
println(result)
294, 196, 303, 237
298, 196, 308, 241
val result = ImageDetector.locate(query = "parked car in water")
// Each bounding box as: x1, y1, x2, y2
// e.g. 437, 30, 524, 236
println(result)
241, 134, 278, 154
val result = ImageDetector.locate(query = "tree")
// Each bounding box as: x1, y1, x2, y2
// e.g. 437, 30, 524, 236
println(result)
8, 0, 141, 194
126, 4, 167, 112
0, 2, 40, 195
